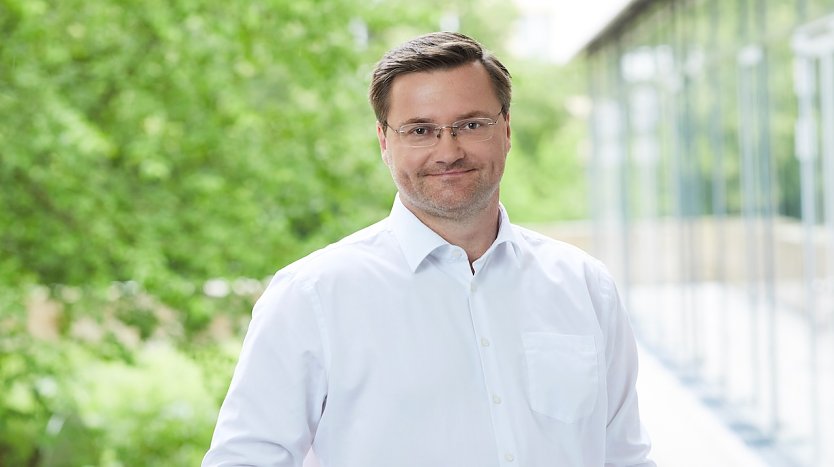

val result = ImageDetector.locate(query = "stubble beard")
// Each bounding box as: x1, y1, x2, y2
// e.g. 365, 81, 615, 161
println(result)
397, 168, 502, 222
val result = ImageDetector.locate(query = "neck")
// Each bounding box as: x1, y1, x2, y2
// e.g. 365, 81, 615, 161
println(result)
406, 199, 501, 266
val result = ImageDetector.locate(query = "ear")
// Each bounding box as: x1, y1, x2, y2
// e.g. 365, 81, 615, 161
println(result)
377, 122, 392, 165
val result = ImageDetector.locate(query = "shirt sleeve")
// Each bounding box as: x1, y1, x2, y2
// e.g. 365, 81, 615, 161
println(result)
202, 270, 329, 467
591, 262, 657, 467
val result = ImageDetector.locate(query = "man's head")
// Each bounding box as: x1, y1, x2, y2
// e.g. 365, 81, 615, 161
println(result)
371, 32, 513, 223
369, 32, 511, 128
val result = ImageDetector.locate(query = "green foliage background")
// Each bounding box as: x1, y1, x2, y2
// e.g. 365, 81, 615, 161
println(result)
0, 0, 586, 464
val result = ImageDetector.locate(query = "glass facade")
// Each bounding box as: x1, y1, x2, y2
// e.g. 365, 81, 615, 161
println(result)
584, 0, 834, 465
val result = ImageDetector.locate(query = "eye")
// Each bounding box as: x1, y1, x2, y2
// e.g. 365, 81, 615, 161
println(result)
459, 119, 485, 131
405, 125, 433, 136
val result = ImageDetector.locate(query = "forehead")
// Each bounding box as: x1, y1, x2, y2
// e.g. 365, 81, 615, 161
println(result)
387, 62, 500, 121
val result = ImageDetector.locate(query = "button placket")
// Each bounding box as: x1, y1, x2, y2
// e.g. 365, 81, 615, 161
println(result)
467, 277, 518, 467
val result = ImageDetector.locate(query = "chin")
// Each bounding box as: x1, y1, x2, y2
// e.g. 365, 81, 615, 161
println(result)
427, 196, 493, 219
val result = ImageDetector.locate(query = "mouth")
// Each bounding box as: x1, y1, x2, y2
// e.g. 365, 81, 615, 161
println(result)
424, 168, 475, 177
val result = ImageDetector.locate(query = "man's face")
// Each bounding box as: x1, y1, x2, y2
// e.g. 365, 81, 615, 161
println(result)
377, 62, 511, 221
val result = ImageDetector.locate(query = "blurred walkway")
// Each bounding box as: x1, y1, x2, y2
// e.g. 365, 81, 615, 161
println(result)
637, 344, 770, 467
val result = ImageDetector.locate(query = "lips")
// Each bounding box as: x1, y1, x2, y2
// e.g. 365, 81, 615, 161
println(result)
423, 168, 476, 177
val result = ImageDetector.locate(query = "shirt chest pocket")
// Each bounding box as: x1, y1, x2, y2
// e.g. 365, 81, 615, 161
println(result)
522, 333, 599, 423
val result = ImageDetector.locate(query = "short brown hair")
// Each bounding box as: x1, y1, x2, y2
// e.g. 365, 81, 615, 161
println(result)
369, 32, 511, 126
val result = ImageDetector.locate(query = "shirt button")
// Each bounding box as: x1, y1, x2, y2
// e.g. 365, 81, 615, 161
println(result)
480, 337, 491, 347
469, 282, 476, 292
492, 395, 502, 405
505, 453, 515, 462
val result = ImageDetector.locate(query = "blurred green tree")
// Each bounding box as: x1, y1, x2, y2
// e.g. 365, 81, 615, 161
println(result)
1, 0, 410, 314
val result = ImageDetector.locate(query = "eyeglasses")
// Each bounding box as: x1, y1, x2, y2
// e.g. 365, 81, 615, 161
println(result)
384, 109, 505, 148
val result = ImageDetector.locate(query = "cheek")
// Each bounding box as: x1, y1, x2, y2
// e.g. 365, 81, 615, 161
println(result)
492, 152, 508, 178
497, 157, 507, 175
388, 151, 420, 174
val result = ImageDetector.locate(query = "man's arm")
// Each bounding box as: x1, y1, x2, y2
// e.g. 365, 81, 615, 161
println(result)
203, 272, 328, 467
592, 263, 656, 467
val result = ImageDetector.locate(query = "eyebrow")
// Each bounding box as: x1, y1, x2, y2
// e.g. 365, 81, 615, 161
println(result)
398, 110, 497, 126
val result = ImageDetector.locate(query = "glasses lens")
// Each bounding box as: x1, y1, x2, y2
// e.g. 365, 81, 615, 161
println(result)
454, 118, 495, 142
399, 124, 440, 147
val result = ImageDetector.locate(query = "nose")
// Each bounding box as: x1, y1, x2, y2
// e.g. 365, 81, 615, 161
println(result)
431, 126, 464, 163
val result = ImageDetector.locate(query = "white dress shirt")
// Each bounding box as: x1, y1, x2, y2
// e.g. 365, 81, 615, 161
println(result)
204, 196, 654, 467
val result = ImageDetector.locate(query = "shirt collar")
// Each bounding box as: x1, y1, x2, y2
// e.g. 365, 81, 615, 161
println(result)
388, 194, 522, 272
492, 203, 523, 267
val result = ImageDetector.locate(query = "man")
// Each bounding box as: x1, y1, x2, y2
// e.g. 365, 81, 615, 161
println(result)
203, 32, 654, 467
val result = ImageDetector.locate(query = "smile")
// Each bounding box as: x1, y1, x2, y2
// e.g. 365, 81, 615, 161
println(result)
425, 169, 475, 177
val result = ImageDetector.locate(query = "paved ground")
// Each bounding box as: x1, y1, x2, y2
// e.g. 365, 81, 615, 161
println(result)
629, 281, 832, 467
637, 344, 771, 467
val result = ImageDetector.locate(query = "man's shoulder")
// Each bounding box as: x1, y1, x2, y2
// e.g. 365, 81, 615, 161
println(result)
512, 224, 618, 305
512, 224, 600, 266
277, 218, 398, 280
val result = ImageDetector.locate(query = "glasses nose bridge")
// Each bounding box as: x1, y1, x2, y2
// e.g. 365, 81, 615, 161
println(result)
434, 123, 459, 140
